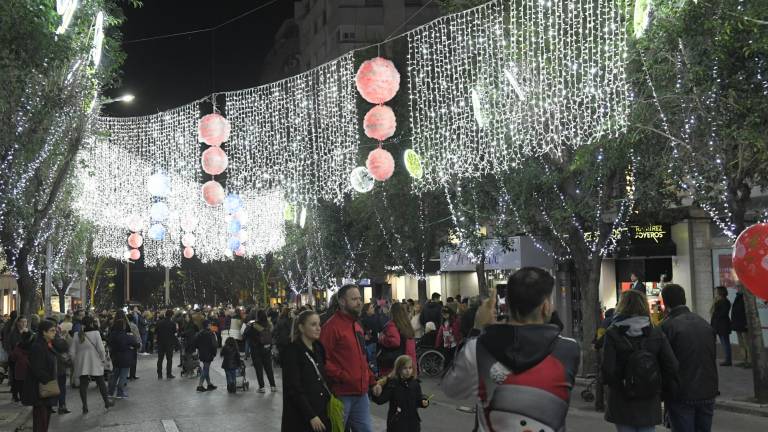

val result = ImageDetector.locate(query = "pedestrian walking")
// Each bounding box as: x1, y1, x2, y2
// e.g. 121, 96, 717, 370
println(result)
5, 314, 27, 403
281, 310, 331, 432
69, 316, 114, 413
23, 320, 58, 432
274, 307, 293, 365
51, 326, 71, 414
194, 320, 218, 392
243, 310, 277, 393
443, 267, 580, 432
419, 293, 442, 329
221, 337, 240, 394
378, 303, 417, 377
710, 286, 732, 366
107, 319, 139, 399
320, 284, 382, 432
602, 289, 679, 432
9, 331, 34, 406
730, 285, 750, 367
435, 307, 461, 365
660, 284, 718, 432
155, 310, 177, 379
372, 355, 429, 432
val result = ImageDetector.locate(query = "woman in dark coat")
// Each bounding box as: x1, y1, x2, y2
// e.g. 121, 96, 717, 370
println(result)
602, 290, 678, 432
23, 320, 58, 432
194, 320, 218, 392
107, 319, 139, 398
281, 310, 331, 432
710, 286, 732, 366
731, 287, 750, 366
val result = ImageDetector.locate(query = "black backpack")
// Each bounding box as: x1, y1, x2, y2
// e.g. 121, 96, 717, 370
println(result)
377, 332, 406, 370
621, 335, 661, 399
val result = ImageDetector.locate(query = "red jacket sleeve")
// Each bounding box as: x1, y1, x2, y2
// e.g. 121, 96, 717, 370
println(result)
379, 321, 400, 349
319, 320, 346, 385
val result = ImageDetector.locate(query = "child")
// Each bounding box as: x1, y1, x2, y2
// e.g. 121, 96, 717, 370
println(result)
373, 355, 429, 432
435, 307, 462, 365
221, 337, 240, 394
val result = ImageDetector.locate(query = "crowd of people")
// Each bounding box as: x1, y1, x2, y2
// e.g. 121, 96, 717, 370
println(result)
0, 266, 736, 432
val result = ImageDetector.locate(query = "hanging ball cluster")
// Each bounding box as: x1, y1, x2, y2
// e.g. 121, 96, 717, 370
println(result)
199, 113, 231, 207
125, 213, 144, 261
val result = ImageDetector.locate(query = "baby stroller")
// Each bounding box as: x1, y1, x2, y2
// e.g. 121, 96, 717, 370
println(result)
181, 351, 201, 378
236, 359, 250, 391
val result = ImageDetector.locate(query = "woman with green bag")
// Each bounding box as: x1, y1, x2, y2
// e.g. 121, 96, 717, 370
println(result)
282, 310, 335, 432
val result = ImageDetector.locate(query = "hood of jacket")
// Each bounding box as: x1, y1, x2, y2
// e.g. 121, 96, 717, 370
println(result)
611, 315, 651, 337
478, 324, 561, 374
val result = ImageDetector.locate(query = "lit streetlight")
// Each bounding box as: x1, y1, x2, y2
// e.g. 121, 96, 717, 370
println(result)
102, 94, 135, 104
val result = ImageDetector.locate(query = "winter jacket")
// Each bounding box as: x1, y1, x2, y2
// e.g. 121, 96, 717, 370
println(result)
155, 318, 178, 349
731, 293, 748, 333
435, 319, 462, 349
51, 334, 70, 376
281, 340, 331, 432
108, 329, 140, 369
221, 344, 241, 370
194, 329, 218, 363
70, 330, 108, 377
372, 377, 427, 432
244, 322, 273, 349
602, 316, 679, 427
274, 316, 292, 346
319, 311, 377, 396
443, 324, 580, 432
660, 305, 718, 401
362, 313, 385, 342
378, 321, 417, 377
22, 337, 57, 407
419, 301, 442, 328
9, 335, 34, 380
710, 298, 732, 336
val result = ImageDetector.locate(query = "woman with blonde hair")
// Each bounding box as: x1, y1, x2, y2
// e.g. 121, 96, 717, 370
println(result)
372, 355, 429, 431
601, 289, 678, 432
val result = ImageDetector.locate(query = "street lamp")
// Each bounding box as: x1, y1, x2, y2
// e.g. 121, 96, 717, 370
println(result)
102, 94, 135, 104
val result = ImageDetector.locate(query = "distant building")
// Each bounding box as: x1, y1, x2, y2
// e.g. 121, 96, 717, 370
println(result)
262, 0, 442, 79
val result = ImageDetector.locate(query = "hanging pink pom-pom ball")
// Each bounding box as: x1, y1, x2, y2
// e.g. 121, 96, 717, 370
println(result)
129, 248, 141, 261
183, 247, 195, 259
202, 180, 225, 206
235, 246, 246, 257
356, 57, 400, 105
364, 105, 397, 141
366, 148, 395, 181
127, 233, 143, 249
198, 113, 231, 147
201, 146, 229, 175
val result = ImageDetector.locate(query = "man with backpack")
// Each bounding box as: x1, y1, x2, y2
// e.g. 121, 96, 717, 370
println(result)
602, 289, 678, 432
442, 267, 580, 432
661, 284, 718, 432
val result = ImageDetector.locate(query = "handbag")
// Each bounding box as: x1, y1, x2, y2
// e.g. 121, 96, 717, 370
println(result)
305, 351, 345, 432
39, 379, 61, 398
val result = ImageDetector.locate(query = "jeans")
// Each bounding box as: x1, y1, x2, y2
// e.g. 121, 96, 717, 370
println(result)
199, 361, 212, 386
141, 332, 149, 353
225, 368, 237, 386
340, 394, 374, 432
365, 343, 378, 376
57, 374, 67, 408
615, 426, 655, 432
108, 367, 129, 397
666, 399, 715, 432
718, 334, 732, 364
251, 345, 276, 388
157, 346, 174, 376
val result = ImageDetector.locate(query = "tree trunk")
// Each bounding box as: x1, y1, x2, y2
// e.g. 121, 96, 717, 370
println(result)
16, 259, 38, 318
476, 250, 488, 298
575, 254, 603, 376
56, 287, 67, 313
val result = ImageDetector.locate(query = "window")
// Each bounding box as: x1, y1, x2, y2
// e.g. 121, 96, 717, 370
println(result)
337, 25, 357, 42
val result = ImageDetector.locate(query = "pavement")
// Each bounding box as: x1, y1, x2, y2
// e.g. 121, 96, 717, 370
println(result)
0, 354, 766, 431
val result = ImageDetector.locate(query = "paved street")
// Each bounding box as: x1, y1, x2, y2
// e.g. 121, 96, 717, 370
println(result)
4, 355, 756, 432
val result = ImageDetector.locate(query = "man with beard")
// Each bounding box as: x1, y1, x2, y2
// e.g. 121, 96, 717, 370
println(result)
320, 284, 383, 432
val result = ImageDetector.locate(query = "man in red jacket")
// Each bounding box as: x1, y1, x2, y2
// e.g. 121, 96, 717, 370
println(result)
320, 284, 382, 432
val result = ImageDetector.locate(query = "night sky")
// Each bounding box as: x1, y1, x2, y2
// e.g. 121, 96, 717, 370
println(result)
103, 0, 294, 117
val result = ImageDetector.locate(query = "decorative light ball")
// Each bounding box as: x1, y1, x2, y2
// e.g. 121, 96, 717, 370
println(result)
235, 246, 246, 257
403, 149, 424, 180
150, 202, 170, 222
223, 194, 242, 214
233, 210, 249, 225
126, 214, 144, 233
238, 230, 250, 242
129, 248, 141, 261
123, 250, 132, 261
181, 233, 196, 248
363, 105, 397, 141
349, 167, 375, 193
355, 57, 401, 104
228, 219, 242, 234
147, 172, 171, 198
148, 223, 166, 241
732, 223, 768, 301
180, 215, 198, 232
201, 180, 225, 206
366, 148, 395, 181
127, 233, 143, 249
228, 237, 241, 252
198, 113, 231, 147
201, 147, 229, 176
183, 247, 195, 259
224, 214, 233, 223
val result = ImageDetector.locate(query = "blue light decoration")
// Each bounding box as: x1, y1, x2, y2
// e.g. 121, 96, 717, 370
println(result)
228, 237, 241, 251
223, 194, 242, 214
228, 219, 242, 234
150, 202, 170, 222
147, 172, 171, 198
148, 223, 166, 241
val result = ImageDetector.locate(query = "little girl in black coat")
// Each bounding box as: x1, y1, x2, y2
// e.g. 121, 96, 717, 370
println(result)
372, 355, 429, 432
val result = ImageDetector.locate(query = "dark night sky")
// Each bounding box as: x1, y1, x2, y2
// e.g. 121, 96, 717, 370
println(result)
103, 0, 294, 117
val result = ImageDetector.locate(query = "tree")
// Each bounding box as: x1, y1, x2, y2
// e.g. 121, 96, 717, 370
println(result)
637, 0, 768, 401
49, 217, 91, 313
0, 0, 135, 317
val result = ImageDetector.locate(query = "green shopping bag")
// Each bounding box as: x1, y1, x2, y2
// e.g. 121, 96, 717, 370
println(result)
327, 393, 345, 432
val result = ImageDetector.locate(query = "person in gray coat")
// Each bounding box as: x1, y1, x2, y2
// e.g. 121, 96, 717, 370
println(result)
69, 316, 114, 413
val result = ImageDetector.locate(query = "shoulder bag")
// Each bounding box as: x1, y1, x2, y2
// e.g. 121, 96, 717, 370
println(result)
39, 356, 60, 398
85, 333, 112, 372
305, 351, 345, 432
